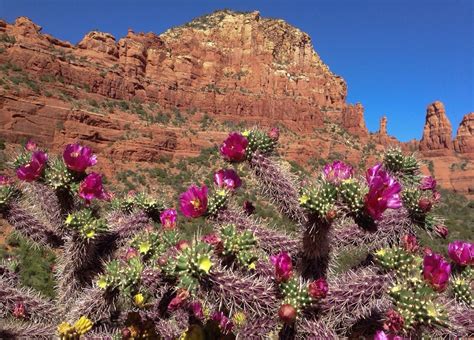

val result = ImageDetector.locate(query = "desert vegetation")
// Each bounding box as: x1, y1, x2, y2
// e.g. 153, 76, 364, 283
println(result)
0, 128, 472, 339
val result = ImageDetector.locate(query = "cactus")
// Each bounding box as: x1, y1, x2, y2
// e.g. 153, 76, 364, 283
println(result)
0, 133, 469, 338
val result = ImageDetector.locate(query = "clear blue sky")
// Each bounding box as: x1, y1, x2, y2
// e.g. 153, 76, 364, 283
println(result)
1, 0, 472, 141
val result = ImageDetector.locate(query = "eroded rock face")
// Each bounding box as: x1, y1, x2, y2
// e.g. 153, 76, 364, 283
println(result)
419, 101, 453, 154
454, 113, 474, 154
0, 10, 356, 133
379, 116, 387, 136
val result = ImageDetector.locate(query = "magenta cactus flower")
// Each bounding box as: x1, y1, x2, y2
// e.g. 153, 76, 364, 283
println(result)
16, 151, 48, 182
63, 143, 97, 172
383, 309, 404, 333
364, 164, 402, 220
214, 169, 242, 190
168, 289, 189, 312
179, 185, 208, 218
270, 252, 293, 282
0, 175, 11, 185
160, 208, 177, 230
419, 176, 437, 191
308, 278, 329, 299
448, 241, 473, 266
78, 172, 109, 202
201, 233, 221, 246
12, 302, 26, 319
220, 132, 248, 162
212, 311, 234, 334
418, 197, 432, 213
322, 160, 353, 184
268, 127, 280, 141
190, 301, 204, 320
25, 139, 37, 151
401, 234, 419, 253
124, 247, 139, 261
374, 330, 404, 340
423, 252, 451, 292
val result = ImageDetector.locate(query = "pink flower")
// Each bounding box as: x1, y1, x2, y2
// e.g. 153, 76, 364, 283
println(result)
63, 143, 97, 172
220, 132, 248, 162
212, 311, 234, 334
270, 252, 293, 282
190, 301, 204, 320
176, 240, 190, 251
16, 151, 48, 182
402, 234, 419, 253
25, 140, 37, 151
308, 278, 328, 299
383, 310, 404, 333
419, 176, 437, 191
179, 185, 208, 218
168, 289, 189, 312
78, 172, 109, 202
124, 247, 139, 261
423, 252, 451, 292
0, 175, 11, 186
448, 241, 473, 266
268, 127, 280, 141
278, 304, 297, 323
160, 209, 177, 230
201, 233, 221, 246
432, 190, 441, 203
214, 169, 242, 190
12, 302, 26, 318
434, 225, 449, 239
364, 164, 402, 220
323, 161, 353, 184
418, 198, 432, 213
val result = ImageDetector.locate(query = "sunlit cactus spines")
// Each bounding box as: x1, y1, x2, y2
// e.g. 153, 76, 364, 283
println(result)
451, 277, 472, 306
0, 132, 472, 338
383, 147, 420, 184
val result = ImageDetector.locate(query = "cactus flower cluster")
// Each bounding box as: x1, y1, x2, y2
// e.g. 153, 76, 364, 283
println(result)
0, 131, 472, 339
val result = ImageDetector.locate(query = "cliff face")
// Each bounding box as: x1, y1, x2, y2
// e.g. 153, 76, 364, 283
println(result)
0, 12, 472, 197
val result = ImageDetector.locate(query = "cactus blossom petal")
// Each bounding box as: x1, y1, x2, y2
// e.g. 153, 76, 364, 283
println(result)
448, 240, 473, 266
63, 143, 97, 172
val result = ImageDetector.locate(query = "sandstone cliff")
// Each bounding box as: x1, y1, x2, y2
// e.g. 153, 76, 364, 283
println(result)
0, 11, 472, 197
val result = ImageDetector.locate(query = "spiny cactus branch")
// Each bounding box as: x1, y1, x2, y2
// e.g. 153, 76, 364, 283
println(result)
0, 319, 56, 339
248, 151, 307, 223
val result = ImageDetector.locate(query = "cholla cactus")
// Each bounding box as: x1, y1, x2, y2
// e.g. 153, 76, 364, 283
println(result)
0, 134, 470, 338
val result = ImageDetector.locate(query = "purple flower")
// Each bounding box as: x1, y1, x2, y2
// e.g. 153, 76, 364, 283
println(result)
25, 140, 37, 151
201, 233, 221, 246
160, 208, 177, 230
383, 310, 404, 333
308, 278, 328, 299
448, 241, 473, 266
322, 160, 353, 184
270, 252, 293, 282
419, 176, 437, 191
78, 172, 109, 202
168, 289, 189, 312
214, 169, 242, 190
16, 151, 48, 182
220, 132, 248, 162
63, 143, 97, 172
190, 301, 204, 320
364, 164, 402, 220
423, 252, 451, 292
212, 311, 234, 334
268, 127, 280, 141
0, 175, 11, 186
179, 185, 208, 218
402, 234, 419, 253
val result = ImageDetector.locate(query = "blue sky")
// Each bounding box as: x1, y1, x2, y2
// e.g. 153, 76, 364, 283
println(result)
1, 0, 472, 141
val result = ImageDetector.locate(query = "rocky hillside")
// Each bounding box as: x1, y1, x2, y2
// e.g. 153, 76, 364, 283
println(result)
0, 11, 472, 197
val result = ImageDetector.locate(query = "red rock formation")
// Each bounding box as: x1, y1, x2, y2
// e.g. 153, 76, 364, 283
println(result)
0, 12, 472, 198
453, 113, 474, 155
419, 101, 453, 155
379, 116, 387, 136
